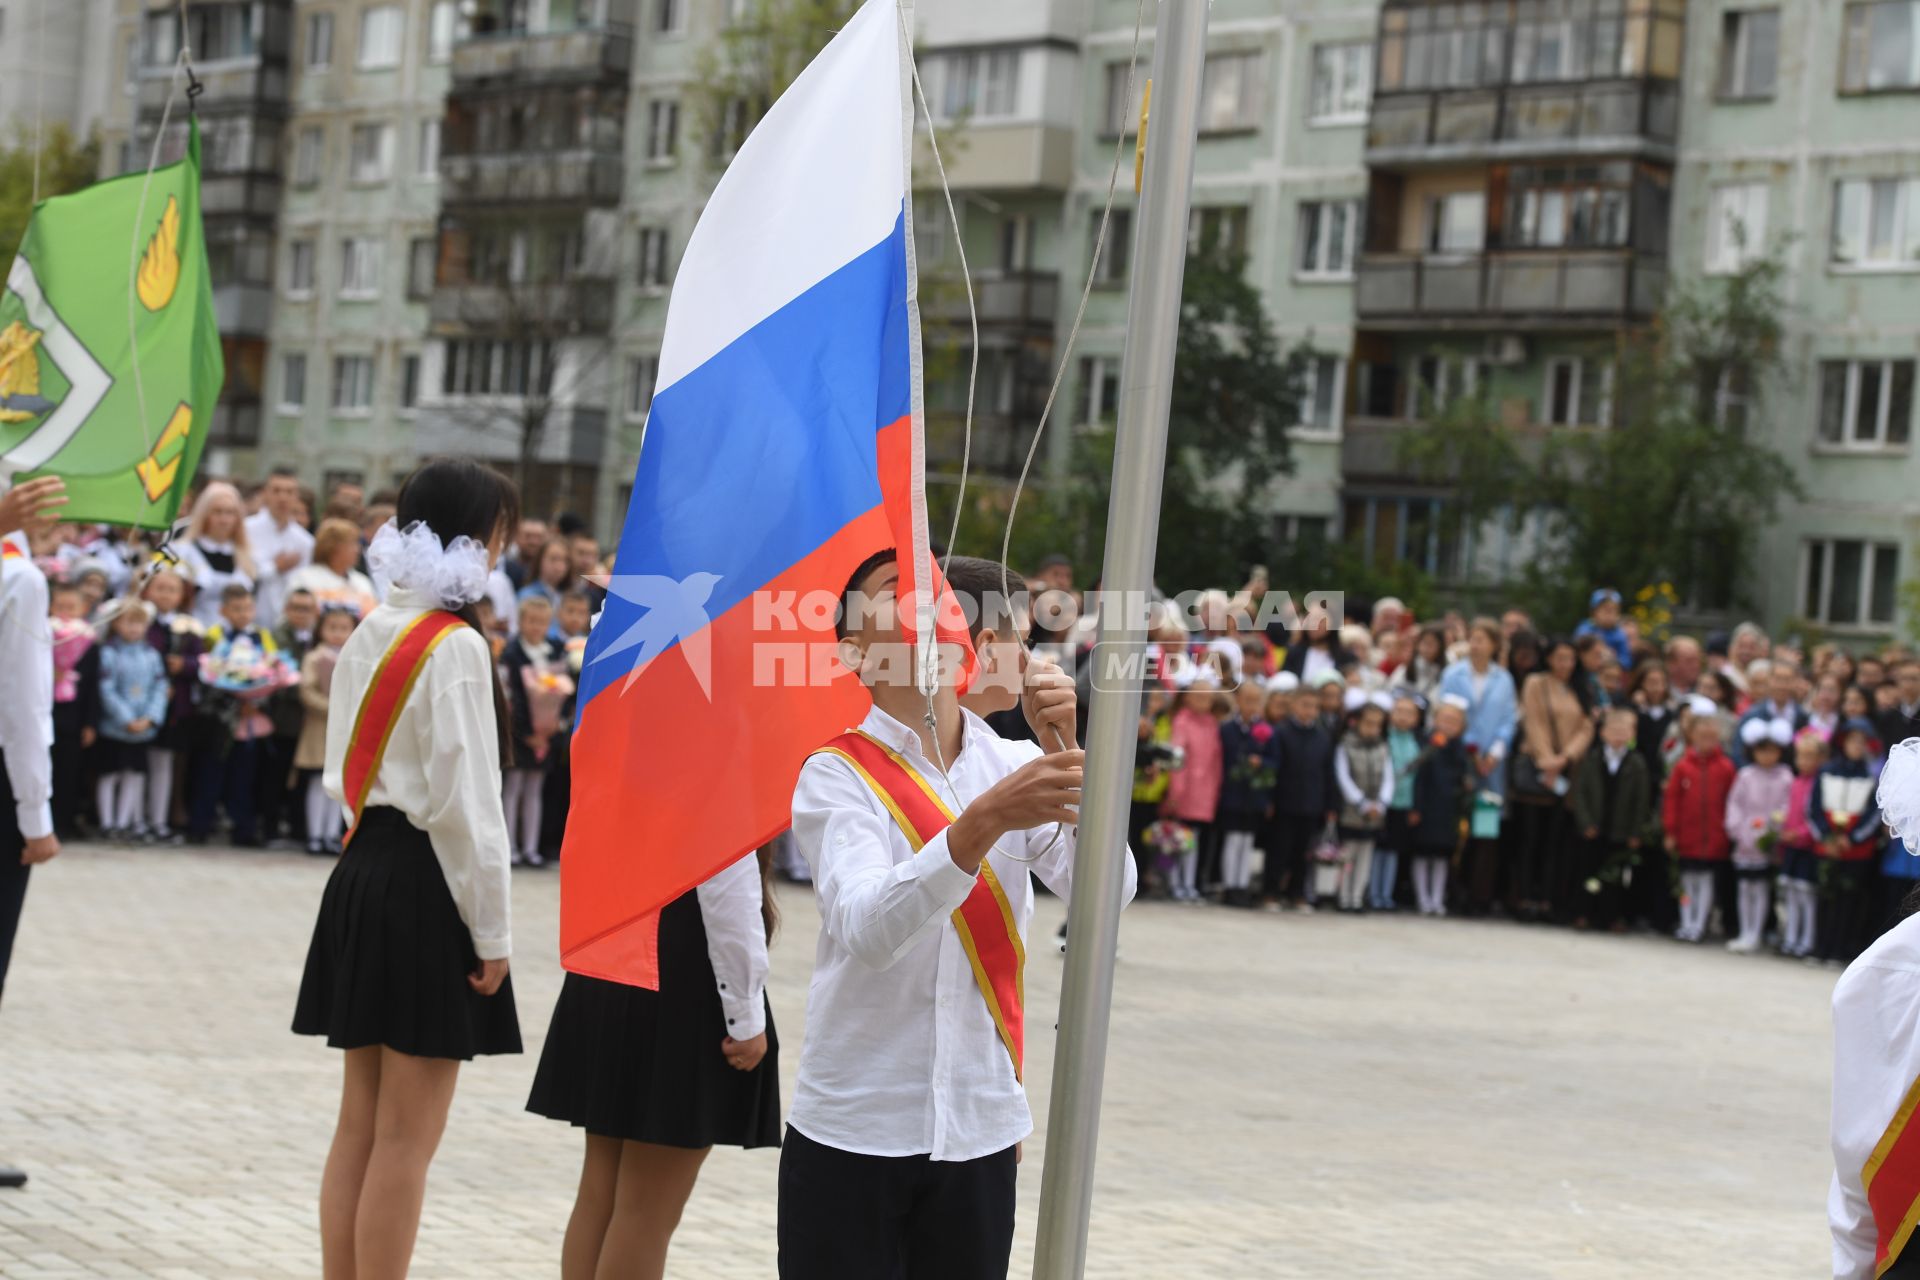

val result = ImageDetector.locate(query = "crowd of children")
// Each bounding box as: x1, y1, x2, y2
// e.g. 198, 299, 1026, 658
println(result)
1118, 585, 1915, 968
27, 476, 604, 864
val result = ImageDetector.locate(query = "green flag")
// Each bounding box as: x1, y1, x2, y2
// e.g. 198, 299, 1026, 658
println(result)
0, 117, 223, 529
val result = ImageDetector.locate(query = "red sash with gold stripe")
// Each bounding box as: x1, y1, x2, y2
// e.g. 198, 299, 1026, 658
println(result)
1867, 1076, 1920, 1275
340, 610, 466, 848
818, 730, 1026, 1079
0, 541, 23, 560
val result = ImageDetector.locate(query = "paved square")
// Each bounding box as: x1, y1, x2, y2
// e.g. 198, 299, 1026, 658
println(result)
0, 846, 1834, 1277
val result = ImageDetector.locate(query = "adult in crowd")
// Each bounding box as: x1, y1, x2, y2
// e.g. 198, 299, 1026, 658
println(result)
1878, 659, 1920, 749
288, 519, 379, 618
245, 466, 315, 629
1507, 628, 1542, 690
570, 534, 607, 613
1439, 619, 1519, 914
504, 518, 550, 592
519, 537, 575, 614
1512, 638, 1594, 922
1282, 606, 1354, 684
1391, 624, 1448, 701
1734, 657, 1809, 765
1500, 608, 1532, 641
173, 481, 257, 628
326, 481, 366, 526
1664, 635, 1703, 697
1034, 553, 1074, 594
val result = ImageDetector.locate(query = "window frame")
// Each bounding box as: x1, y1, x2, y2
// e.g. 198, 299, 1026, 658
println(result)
1543, 355, 1615, 427
292, 125, 324, 188
1841, 0, 1920, 95
1295, 354, 1347, 439
279, 352, 308, 413
637, 226, 671, 290
1830, 176, 1920, 272
305, 11, 333, 70
1718, 8, 1780, 101
1198, 51, 1263, 134
1296, 198, 1360, 279
416, 118, 440, 180
1091, 208, 1131, 287
357, 5, 403, 71
338, 236, 384, 300
646, 98, 680, 165
405, 236, 436, 301
331, 354, 375, 415
1705, 181, 1769, 274
1817, 358, 1916, 449
427, 0, 456, 63
1802, 537, 1901, 628
285, 239, 315, 299
626, 354, 660, 421
655, 0, 686, 37
399, 353, 421, 415
1075, 354, 1122, 431
1308, 40, 1373, 125
347, 120, 394, 185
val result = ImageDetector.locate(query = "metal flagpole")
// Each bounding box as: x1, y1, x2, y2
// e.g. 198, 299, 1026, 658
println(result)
1030, 2, 1210, 1278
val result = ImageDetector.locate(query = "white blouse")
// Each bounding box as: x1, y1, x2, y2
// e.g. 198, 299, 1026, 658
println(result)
322, 588, 513, 959
174, 538, 255, 628
1832, 911, 1920, 1278
695, 853, 771, 1040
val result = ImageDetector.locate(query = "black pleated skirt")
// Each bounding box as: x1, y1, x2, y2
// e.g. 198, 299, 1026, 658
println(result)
526, 890, 781, 1149
292, 807, 522, 1060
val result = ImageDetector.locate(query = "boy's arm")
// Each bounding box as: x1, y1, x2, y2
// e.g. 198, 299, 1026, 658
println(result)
793, 755, 981, 972
1333, 747, 1364, 808
1850, 780, 1884, 846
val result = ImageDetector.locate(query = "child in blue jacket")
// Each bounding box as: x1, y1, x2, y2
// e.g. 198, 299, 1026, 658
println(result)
94, 598, 170, 840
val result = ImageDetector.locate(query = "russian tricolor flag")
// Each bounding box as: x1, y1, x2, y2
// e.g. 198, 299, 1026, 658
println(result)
560, 0, 968, 987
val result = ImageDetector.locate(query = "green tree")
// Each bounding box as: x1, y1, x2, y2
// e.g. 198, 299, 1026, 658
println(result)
686, 0, 861, 164
0, 125, 101, 267
1394, 252, 1801, 627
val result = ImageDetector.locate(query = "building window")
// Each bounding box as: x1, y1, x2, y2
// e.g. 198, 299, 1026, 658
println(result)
440, 339, 554, 397
399, 354, 421, 412
1344, 494, 1465, 580
1719, 9, 1779, 99
1507, 163, 1630, 249
1297, 199, 1359, 277
1199, 52, 1262, 132
934, 50, 1020, 122
626, 356, 659, 420
1842, 1, 1920, 94
286, 240, 315, 297
1104, 61, 1144, 136
1309, 41, 1372, 123
714, 95, 761, 159
1091, 209, 1131, 286
428, 1, 456, 62
637, 227, 671, 288
1411, 353, 1487, 417
655, 0, 685, 36
1075, 355, 1121, 429
280, 353, 307, 411
646, 99, 680, 164
1187, 205, 1248, 258
143, 2, 258, 66
1705, 182, 1769, 274
1544, 356, 1615, 426
1426, 191, 1487, 254
348, 121, 394, 184
339, 237, 383, 299
1297, 355, 1344, 435
358, 6, 403, 70
332, 355, 374, 412
1377, 3, 1510, 91
1805, 538, 1899, 627
1831, 177, 1920, 268
406, 237, 436, 300
1819, 359, 1916, 448
305, 11, 333, 69
1510, 4, 1635, 83
416, 119, 440, 178
292, 126, 323, 187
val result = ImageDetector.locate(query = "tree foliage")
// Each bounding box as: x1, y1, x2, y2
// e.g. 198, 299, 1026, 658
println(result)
1394, 252, 1801, 626
0, 125, 101, 268
687, 0, 861, 166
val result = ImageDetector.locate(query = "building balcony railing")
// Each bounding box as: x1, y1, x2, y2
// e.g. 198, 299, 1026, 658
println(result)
200, 173, 283, 221
212, 283, 274, 339
439, 150, 623, 207
429, 278, 617, 336
450, 25, 632, 86
1355, 249, 1665, 326
919, 272, 1059, 332
137, 63, 289, 117
1366, 80, 1679, 165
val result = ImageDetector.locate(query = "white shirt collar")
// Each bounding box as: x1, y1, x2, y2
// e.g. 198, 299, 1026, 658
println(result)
387, 586, 440, 611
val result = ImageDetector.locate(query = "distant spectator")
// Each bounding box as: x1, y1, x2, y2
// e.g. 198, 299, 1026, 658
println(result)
1573, 588, 1632, 669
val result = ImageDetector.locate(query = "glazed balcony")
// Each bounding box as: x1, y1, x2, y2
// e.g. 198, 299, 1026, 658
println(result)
440, 150, 624, 208
1355, 249, 1665, 327
428, 277, 617, 336
449, 24, 632, 87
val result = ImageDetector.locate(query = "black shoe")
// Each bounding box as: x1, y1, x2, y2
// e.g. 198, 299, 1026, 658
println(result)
0, 1165, 26, 1189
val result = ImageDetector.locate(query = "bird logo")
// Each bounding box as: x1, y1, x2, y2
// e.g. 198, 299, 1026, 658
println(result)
586, 571, 722, 699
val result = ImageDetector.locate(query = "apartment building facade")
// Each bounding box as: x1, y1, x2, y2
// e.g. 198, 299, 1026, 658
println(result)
1674, 0, 1920, 642
0, 0, 118, 140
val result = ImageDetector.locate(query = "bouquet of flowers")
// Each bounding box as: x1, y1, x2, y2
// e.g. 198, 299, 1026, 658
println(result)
199, 635, 298, 741
1145, 819, 1196, 891
49, 615, 93, 702
521, 663, 578, 761
1755, 809, 1784, 857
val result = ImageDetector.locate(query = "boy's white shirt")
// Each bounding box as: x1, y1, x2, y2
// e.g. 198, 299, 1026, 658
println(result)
789, 703, 1136, 1162
1832, 911, 1920, 1278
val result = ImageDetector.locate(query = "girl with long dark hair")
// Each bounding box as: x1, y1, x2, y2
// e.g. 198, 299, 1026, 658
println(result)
291, 457, 523, 1278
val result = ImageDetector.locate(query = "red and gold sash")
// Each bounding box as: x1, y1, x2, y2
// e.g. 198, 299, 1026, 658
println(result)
818, 730, 1026, 1079
1866, 1074, 1920, 1275
0, 540, 22, 561
340, 610, 465, 848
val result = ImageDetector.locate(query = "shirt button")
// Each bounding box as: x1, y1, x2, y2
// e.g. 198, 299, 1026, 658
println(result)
727, 1017, 735, 1025
719, 982, 728, 990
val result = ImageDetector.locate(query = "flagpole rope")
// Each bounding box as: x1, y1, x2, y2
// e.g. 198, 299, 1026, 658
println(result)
29, 0, 43, 206
900, 0, 1147, 864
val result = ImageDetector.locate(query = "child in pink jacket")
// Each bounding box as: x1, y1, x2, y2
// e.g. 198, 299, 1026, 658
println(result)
1724, 717, 1795, 953
1162, 676, 1225, 902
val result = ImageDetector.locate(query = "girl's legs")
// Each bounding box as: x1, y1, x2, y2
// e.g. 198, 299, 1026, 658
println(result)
307, 776, 331, 852
1799, 881, 1821, 957
114, 770, 145, 834
562, 1135, 622, 1280
1369, 846, 1399, 910
1427, 855, 1450, 915
1339, 840, 1373, 911
1734, 877, 1769, 949
146, 748, 175, 835
593, 1140, 712, 1280
516, 770, 546, 865
1411, 857, 1431, 913
1220, 831, 1253, 895
320, 1046, 382, 1280
94, 773, 120, 835
1174, 848, 1198, 900
354, 1048, 460, 1279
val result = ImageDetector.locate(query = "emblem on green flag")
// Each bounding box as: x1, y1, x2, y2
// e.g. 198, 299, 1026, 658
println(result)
0, 117, 224, 529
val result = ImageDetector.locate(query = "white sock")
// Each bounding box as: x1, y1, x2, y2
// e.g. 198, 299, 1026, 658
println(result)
115, 771, 145, 832
96, 774, 122, 831
1798, 883, 1819, 954
519, 778, 543, 858
1413, 858, 1432, 912
306, 776, 329, 844
1176, 849, 1197, 896
1738, 880, 1769, 946
147, 748, 174, 832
